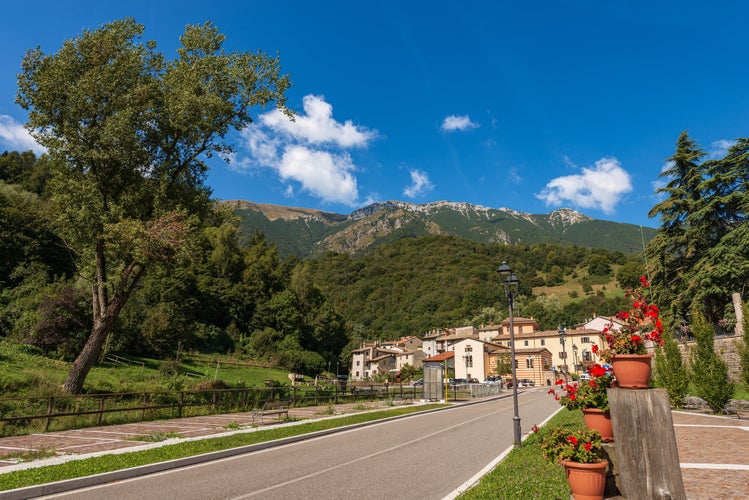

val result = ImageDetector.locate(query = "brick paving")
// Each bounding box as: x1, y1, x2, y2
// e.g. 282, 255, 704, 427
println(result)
0, 403, 747, 499
672, 411, 749, 500
0, 401, 400, 468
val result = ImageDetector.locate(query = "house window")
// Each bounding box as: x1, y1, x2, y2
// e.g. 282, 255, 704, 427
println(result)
514, 359, 518, 369
355, 371, 359, 377
356, 360, 360, 366
526, 358, 534, 369
524, 340, 529, 346
582, 350, 592, 362
559, 351, 567, 359
465, 345, 473, 353
581, 337, 590, 344
540, 339, 545, 346
465, 355, 473, 368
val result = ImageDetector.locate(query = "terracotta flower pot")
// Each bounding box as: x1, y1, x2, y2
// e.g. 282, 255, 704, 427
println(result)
582, 408, 614, 442
611, 353, 653, 389
562, 459, 608, 500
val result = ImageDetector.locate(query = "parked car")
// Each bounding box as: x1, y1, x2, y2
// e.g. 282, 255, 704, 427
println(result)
517, 379, 535, 387
466, 378, 480, 384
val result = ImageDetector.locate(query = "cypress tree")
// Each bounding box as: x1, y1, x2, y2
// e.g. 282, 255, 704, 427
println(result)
655, 330, 689, 407
690, 311, 734, 412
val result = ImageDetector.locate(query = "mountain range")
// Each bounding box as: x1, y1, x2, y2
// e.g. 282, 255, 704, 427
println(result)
227, 200, 657, 257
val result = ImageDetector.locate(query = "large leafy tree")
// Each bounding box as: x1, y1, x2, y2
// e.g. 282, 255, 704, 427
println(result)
646, 131, 707, 318
688, 138, 749, 320
16, 18, 290, 393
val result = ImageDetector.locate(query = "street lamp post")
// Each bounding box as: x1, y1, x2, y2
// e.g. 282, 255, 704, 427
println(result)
498, 261, 522, 447
558, 326, 568, 382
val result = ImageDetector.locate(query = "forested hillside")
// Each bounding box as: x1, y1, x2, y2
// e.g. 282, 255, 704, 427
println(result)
3, 129, 749, 392
307, 236, 634, 340
1, 149, 638, 378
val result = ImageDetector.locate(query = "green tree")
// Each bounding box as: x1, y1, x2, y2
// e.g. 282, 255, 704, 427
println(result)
16, 18, 290, 393
587, 254, 611, 277
615, 257, 645, 290
687, 138, 749, 322
690, 311, 734, 412
647, 131, 707, 320
654, 332, 689, 407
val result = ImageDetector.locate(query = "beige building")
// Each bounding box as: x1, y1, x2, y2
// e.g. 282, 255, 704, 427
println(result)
452, 337, 509, 380
480, 317, 606, 383
349, 336, 426, 381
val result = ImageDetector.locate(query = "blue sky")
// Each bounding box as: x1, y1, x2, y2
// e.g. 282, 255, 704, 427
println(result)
2, 1, 748, 228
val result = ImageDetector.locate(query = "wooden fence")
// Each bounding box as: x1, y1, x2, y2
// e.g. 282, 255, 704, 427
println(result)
0, 383, 426, 437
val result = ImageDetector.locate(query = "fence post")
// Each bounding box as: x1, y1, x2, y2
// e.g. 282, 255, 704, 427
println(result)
178, 391, 184, 418
44, 397, 54, 432
141, 393, 148, 420
98, 397, 105, 426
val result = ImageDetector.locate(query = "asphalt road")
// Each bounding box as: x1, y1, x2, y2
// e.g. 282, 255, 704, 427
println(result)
41, 389, 559, 500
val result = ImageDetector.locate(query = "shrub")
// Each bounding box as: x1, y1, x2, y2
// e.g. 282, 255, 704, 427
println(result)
690, 311, 734, 412
654, 332, 688, 407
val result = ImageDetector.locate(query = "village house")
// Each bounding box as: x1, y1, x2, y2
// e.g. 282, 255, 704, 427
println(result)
480, 317, 607, 384
452, 337, 509, 380
349, 317, 609, 384
349, 336, 426, 381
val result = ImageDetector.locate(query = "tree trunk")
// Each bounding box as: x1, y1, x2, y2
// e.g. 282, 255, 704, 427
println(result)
733, 292, 744, 337
607, 388, 686, 499
62, 301, 121, 394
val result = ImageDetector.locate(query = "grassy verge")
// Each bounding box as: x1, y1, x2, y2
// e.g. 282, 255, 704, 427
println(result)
0, 404, 444, 492
460, 409, 585, 499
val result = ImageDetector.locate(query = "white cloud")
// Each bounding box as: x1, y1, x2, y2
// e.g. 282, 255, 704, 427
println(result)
403, 169, 434, 198
441, 115, 479, 132
650, 160, 672, 198
277, 146, 358, 205
708, 139, 736, 159
260, 94, 376, 148
237, 94, 379, 206
536, 157, 633, 214
0, 115, 46, 155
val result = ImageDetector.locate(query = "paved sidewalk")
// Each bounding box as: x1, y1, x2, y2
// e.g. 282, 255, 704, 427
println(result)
0, 401, 747, 499
672, 411, 749, 500
0, 400, 404, 470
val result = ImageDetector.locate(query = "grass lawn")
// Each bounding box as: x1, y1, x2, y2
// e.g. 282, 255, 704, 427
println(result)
461, 409, 585, 499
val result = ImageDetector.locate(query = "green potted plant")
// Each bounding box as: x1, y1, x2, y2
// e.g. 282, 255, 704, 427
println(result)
541, 427, 608, 500
549, 364, 615, 441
